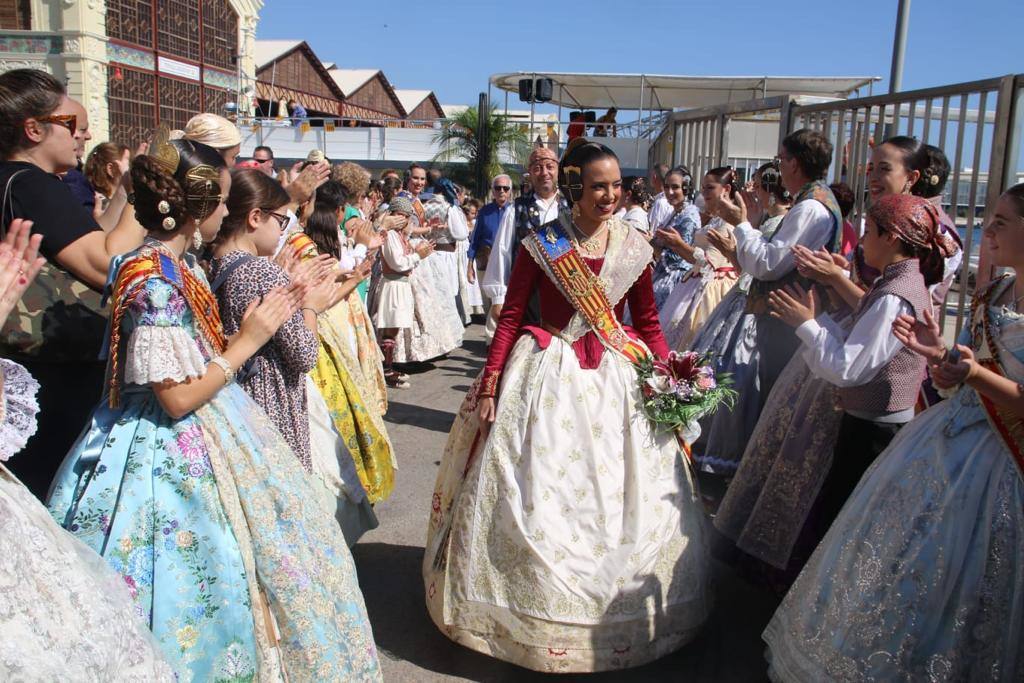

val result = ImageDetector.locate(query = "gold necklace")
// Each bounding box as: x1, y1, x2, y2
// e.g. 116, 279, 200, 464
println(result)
574, 221, 610, 256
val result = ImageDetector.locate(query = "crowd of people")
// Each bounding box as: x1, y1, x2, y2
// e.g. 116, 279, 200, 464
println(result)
0, 64, 1021, 682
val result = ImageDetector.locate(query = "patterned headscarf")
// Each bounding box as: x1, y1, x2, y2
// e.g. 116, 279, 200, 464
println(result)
388, 195, 414, 217
869, 193, 958, 286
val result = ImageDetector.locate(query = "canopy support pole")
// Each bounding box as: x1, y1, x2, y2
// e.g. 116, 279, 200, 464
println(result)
636, 75, 645, 167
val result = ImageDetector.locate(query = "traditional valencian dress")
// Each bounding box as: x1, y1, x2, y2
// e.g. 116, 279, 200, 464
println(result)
659, 216, 739, 351
763, 275, 1024, 681
424, 216, 711, 673
284, 232, 395, 509
0, 359, 175, 680
650, 202, 700, 310
48, 241, 382, 681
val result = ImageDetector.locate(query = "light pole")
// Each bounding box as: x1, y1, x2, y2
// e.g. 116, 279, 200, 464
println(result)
888, 0, 911, 94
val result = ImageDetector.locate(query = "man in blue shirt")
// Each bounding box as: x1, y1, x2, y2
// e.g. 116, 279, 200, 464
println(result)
468, 174, 512, 341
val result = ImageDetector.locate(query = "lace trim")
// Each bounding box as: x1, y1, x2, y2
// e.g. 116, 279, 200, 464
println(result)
125, 325, 207, 386
0, 359, 39, 462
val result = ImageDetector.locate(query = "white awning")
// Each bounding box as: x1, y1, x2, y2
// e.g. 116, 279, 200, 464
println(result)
489, 73, 880, 111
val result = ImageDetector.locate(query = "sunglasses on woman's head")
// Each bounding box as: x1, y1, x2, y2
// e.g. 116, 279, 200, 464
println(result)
37, 114, 77, 136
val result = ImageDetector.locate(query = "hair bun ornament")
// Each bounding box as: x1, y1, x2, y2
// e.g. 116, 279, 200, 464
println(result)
161, 216, 176, 231
157, 200, 171, 215
930, 174, 940, 186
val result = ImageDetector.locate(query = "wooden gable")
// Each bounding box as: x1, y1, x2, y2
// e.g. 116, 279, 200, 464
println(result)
344, 73, 404, 119
408, 93, 445, 121
255, 43, 345, 115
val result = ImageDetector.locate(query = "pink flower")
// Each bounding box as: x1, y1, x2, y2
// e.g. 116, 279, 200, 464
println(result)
175, 423, 206, 461
695, 366, 717, 391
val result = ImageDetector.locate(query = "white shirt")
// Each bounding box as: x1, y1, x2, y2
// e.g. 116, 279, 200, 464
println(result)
482, 193, 561, 304
796, 294, 914, 421
447, 206, 470, 241
381, 230, 420, 273
623, 206, 650, 233
648, 192, 672, 230
734, 199, 833, 280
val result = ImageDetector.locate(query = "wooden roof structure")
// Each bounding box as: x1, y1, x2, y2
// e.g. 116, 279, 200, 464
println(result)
254, 40, 346, 115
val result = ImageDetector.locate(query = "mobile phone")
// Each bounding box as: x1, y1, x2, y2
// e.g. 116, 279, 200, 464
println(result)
947, 346, 961, 363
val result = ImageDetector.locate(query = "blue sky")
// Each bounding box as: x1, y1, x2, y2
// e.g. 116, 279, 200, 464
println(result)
257, 0, 1023, 107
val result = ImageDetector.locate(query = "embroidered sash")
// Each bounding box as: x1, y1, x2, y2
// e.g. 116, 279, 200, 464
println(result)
522, 215, 649, 365
107, 246, 226, 407
973, 277, 1024, 475
285, 231, 319, 261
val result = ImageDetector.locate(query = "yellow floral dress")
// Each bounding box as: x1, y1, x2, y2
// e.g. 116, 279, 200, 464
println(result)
287, 233, 396, 504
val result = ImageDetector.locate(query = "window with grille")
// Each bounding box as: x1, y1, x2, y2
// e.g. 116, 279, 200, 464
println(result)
106, 0, 154, 47
0, 0, 30, 30
156, 0, 200, 63
108, 66, 156, 147
158, 76, 202, 132
202, 0, 238, 72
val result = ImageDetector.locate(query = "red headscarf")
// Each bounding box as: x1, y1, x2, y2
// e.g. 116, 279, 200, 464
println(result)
868, 193, 958, 286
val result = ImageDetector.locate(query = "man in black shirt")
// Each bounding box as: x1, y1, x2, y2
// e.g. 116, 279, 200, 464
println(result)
0, 68, 145, 499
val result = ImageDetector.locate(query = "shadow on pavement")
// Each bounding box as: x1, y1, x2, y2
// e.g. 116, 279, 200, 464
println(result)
385, 401, 458, 433
352, 542, 777, 682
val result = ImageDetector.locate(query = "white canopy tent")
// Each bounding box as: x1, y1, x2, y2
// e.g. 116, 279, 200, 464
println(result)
489, 73, 880, 111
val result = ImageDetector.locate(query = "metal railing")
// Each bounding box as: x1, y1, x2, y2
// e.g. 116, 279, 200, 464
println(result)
646, 74, 1024, 338
648, 96, 788, 184
788, 74, 1024, 332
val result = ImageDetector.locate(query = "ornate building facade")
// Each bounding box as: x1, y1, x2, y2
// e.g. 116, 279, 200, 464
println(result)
0, 0, 261, 147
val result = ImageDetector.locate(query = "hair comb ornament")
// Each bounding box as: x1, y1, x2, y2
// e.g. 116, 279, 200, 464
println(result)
183, 164, 222, 222
161, 216, 176, 231
150, 125, 180, 175
157, 200, 171, 215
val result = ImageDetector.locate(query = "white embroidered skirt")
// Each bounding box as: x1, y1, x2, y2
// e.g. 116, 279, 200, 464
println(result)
374, 277, 414, 329
424, 334, 712, 672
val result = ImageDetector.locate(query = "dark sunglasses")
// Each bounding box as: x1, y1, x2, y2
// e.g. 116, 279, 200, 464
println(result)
492, 185, 511, 192
262, 209, 289, 230
37, 114, 77, 136
254, 157, 273, 164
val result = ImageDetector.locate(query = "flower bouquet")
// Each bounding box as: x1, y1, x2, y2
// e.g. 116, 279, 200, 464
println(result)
637, 351, 736, 442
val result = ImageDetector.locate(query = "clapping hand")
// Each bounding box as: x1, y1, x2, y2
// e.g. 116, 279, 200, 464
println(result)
0, 219, 45, 324
705, 227, 737, 261
891, 310, 947, 364
930, 344, 976, 389
793, 245, 846, 284
239, 287, 301, 346
285, 161, 330, 205
715, 191, 748, 226
654, 228, 685, 251
767, 283, 818, 327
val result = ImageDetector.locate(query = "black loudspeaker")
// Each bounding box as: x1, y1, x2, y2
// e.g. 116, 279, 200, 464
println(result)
584, 110, 597, 123
534, 78, 553, 102
518, 78, 533, 102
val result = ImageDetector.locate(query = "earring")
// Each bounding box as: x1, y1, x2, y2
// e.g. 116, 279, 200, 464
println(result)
192, 230, 203, 250
571, 204, 581, 220
767, 195, 776, 207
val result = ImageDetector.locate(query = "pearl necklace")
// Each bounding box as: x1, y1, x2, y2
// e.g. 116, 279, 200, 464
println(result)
573, 221, 610, 256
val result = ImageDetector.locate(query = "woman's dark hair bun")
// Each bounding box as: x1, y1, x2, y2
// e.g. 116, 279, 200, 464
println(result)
130, 155, 189, 232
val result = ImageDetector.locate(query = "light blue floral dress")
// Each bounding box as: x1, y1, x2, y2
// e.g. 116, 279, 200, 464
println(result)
48, 243, 382, 682
651, 202, 700, 310
764, 276, 1024, 681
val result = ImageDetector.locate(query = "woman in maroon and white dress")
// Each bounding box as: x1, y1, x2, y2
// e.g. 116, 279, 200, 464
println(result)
424, 140, 710, 673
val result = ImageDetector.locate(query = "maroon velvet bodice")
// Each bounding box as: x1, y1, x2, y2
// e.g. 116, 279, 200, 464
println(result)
480, 246, 669, 397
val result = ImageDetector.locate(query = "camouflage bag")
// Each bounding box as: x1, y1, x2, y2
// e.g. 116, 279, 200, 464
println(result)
0, 169, 107, 363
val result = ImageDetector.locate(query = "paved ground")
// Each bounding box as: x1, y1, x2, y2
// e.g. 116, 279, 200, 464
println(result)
352, 323, 781, 682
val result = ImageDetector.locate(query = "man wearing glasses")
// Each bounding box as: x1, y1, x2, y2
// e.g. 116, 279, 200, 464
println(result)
467, 174, 513, 341
252, 145, 276, 178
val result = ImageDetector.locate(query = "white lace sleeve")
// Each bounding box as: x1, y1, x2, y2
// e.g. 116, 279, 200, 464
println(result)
124, 325, 208, 386
0, 359, 40, 462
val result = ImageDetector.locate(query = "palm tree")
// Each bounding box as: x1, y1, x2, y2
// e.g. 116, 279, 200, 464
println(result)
432, 105, 531, 195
